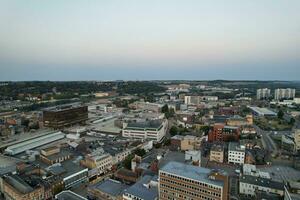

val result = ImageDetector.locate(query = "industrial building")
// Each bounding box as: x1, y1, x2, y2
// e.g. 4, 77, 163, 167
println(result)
4, 131, 65, 155
248, 106, 277, 117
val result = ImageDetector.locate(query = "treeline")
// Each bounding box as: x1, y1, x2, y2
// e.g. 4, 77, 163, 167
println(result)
0, 81, 166, 100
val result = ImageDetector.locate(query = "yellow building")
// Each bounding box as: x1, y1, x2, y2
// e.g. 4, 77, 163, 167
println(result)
209, 144, 224, 163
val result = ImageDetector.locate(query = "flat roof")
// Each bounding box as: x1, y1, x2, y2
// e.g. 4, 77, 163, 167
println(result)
123, 175, 158, 200
249, 106, 276, 116
90, 179, 128, 197
5, 131, 65, 155
228, 142, 245, 152
42, 103, 85, 112
240, 175, 284, 190
126, 120, 163, 130
160, 161, 224, 187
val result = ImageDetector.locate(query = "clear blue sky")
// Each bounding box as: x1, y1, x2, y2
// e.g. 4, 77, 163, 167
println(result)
0, 0, 299, 81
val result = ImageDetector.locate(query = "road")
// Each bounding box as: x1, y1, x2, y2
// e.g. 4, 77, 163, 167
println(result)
253, 125, 278, 154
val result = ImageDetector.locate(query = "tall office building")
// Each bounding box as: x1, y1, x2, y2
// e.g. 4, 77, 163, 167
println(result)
43, 103, 88, 129
256, 88, 271, 100
274, 88, 296, 100
159, 161, 228, 200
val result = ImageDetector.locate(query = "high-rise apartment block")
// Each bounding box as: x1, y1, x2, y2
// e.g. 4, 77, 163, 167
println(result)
274, 88, 295, 100
159, 161, 229, 200
256, 88, 271, 100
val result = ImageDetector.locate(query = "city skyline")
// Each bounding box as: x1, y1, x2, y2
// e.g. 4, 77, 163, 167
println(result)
1, 0, 300, 81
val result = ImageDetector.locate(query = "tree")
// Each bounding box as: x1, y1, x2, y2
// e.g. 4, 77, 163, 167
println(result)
123, 154, 134, 170
277, 110, 284, 119
169, 126, 178, 136
289, 117, 296, 125
161, 104, 169, 113
133, 148, 146, 157
199, 125, 210, 135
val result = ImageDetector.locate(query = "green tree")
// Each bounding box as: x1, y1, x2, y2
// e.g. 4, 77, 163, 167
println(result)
277, 110, 284, 119
289, 117, 296, 125
169, 126, 178, 136
133, 148, 146, 157
123, 154, 134, 170
161, 104, 169, 113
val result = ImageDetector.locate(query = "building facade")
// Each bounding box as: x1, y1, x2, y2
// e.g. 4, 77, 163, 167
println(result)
274, 88, 296, 101
209, 144, 224, 163
228, 142, 245, 165
43, 104, 88, 129
256, 88, 271, 100
159, 161, 228, 200
208, 124, 240, 142
122, 120, 168, 142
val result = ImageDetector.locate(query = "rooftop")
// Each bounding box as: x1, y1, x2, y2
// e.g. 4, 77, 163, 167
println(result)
90, 179, 128, 197
42, 103, 85, 112
125, 120, 163, 130
240, 175, 284, 190
228, 142, 245, 152
211, 144, 224, 152
123, 175, 158, 200
56, 190, 87, 200
249, 106, 276, 116
5, 131, 65, 155
160, 161, 225, 187
4, 174, 33, 194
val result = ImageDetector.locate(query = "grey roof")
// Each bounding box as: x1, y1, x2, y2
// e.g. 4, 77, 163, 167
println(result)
228, 142, 244, 152
3, 174, 33, 193
0, 155, 18, 175
123, 175, 158, 200
5, 131, 65, 155
240, 175, 284, 190
56, 190, 87, 200
160, 161, 225, 187
158, 151, 185, 169
126, 120, 163, 130
249, 106, 276, 116
90, 179, 129, 197
42, 103, 83, 112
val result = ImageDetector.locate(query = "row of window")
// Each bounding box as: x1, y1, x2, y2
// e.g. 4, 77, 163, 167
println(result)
160, 183, 221, 200
160, 172, 221, 191
160, 179, 221, 198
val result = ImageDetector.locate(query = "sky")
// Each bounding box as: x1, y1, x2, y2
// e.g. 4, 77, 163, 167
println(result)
0, 0, 299, 81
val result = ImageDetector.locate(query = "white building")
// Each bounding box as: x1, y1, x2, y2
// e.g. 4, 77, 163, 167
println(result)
130, 101, 164, 112
228, 142, 245, 165
122, 119, 168, 142
274, 88, 296, 101
239, 175, 284, 197
184, 96, 218, 105
242, 164, 270, 179
256, 88, 271, 100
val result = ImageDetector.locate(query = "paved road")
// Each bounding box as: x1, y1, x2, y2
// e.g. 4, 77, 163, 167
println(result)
253, 125, 278, 154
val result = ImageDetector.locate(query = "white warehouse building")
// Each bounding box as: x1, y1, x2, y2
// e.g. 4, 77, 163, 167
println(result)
5, 131, 65, 155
